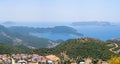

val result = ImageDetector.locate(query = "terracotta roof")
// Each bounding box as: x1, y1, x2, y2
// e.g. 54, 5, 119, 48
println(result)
45, 55, 60, 61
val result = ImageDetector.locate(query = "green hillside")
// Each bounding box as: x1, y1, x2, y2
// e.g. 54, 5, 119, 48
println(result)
0, 37, 120, 63
0, 42, 32, 54
0, 25, 51, 48
34, 38, 118, 60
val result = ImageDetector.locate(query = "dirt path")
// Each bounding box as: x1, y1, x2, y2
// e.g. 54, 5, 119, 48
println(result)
109, 43, 119, 54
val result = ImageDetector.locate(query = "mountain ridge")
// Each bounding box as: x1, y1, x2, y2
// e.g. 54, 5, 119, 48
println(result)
0, 25, 83, 48
0, 24, 52, 48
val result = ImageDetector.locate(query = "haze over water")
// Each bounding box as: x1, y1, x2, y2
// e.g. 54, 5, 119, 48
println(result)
0, 0, 120, 41
3, 21, 119, 41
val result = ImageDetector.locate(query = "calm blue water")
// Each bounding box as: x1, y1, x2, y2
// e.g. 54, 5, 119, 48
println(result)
73, 25, 120, 41
3, 22, 120, 41
31, 33, 81, 40
31, 24, 120, 41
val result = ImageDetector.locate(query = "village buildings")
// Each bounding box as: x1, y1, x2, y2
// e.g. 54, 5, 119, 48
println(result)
0, 54, 110, 64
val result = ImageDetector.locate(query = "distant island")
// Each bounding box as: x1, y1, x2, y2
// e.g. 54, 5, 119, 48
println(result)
2, 21, 16, 25
71, 21, 112, 26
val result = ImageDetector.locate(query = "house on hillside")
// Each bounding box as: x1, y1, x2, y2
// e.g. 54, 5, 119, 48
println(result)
79, 62, 85, 64
17, 60, 27, 64
46, 60, 53, 64
45, 55, 60, 64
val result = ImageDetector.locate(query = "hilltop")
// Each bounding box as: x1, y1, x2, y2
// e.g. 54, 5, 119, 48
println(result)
34, 38, 119, 60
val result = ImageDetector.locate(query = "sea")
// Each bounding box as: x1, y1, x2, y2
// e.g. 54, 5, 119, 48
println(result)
2, 22, 120, 41
31, 25, 120, 41
73, 25, 120, 41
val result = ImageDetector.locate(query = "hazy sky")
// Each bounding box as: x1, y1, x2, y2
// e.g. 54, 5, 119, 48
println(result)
0, 0, 120, 22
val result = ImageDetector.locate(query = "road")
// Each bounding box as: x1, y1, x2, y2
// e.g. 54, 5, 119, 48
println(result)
109, 43, 119, 54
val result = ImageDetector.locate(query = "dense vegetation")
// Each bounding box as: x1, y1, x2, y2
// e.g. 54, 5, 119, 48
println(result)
33, 38, 119, 60
107, 39, 120, 52
0, 37, 120, 63
0, 42, 32, 54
